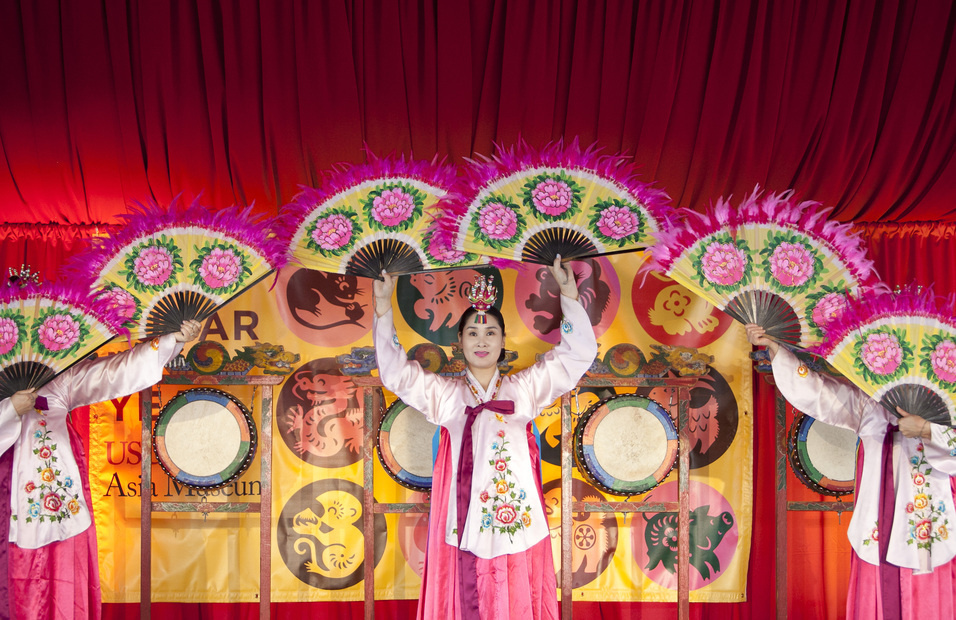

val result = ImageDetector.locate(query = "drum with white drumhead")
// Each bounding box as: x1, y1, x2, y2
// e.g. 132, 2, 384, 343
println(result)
154, 388, 257, 489
377, 399, 438, 492
574, 394, 679, 496
787, 412, 857, 496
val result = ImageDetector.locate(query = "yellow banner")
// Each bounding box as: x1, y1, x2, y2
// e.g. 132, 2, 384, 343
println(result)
89, 253, 752, 603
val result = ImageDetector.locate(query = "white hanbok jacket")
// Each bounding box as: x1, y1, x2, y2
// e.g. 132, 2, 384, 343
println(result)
374, 295, 597, 560
773, 347, 956, 570
0, 334, 182, 549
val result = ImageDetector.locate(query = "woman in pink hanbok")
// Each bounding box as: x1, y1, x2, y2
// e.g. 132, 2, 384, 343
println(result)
748, 324, 956, 620
0, 319, 201, 620
373, 257, 596, 620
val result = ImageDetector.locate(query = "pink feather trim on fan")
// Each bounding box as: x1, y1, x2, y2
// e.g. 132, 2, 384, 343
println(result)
273, 151, 469, 277
811, 284, 956, 358
644, 186, 879, 289
435, 138, 675, 264
640, 186, 885, 348
65, 196, 289, 288
274, 152, 458, 246
0, 279, 126, 334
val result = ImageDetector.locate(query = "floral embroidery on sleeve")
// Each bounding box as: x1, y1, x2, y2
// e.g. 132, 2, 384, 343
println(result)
479, 429, 533, 541
862, 522, 879, 547
12, 419, 82, 524
906, 442, 949, 549
942, 427, 956, 457
561, 318, 572, 335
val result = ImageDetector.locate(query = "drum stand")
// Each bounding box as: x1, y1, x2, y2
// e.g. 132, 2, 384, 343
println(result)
758, 369, 855, 619
566, 376, 697, 620
354, 375, 697, 620
138, 374, 283, 620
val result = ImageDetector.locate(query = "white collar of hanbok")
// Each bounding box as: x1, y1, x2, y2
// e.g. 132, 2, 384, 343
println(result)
464, 368, 502, 403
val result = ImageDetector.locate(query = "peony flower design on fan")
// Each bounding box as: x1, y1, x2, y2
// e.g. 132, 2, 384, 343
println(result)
589, 199, 645, 246
521, 172, 584, 221
760, 232, 824, 294
96, 285, 141, 324
31, 309, 90, 359
471, 196, 527, 250
120, 237, 183, 293
693, 234, 753, 293
306, 209, 357, 256
805, 285, 851, 339
921, 333, 956, 387
190, 243, 252, 295
422, 226, 476, 268
855, 328, 912, 384
0, 313, 25, 359
363, 183, 425, 232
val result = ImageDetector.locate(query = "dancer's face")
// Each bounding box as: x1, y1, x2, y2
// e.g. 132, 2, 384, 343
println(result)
459, 314, 504, 373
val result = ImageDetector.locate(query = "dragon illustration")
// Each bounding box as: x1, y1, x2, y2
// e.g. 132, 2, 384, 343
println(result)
284, 368, 363, 460
233, 343, 300, 375
177, 341, 299, 376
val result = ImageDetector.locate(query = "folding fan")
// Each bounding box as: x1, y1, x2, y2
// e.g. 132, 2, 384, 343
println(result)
643, 188, 881, 349
437, 139, 674, 265
812, 286, 956, 426
0, 279, 124, 401
70, 199, 287, 340
274, 155, 484, 278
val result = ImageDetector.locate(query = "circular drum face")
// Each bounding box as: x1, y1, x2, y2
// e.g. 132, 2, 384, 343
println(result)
377, 399, 437, 492
574, 394, 678, 496
788, 412, 857, 496
154, 388, 257, 489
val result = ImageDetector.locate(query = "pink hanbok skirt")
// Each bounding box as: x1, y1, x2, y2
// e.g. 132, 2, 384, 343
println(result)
4, 422, 101, 620
416, 429, 558, 620
846, 479, 956, 619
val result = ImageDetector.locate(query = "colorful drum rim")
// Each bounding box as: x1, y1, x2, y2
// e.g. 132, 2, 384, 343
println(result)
787, 412, 857, 497
153, 387, 258, 489
377, 399, 437, 492
574, 393, 679, 496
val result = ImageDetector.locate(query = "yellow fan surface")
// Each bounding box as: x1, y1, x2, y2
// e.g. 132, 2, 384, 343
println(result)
287, 177, 483, 277
0, 293, 117, 400
824, 317, 956, 426
455, 167, 663, 265
666, 221, 869, 349
94, 226, 274, 339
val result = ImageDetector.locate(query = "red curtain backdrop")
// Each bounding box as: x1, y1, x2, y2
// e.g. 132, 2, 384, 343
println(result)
2, 1, 956, 619
1, 0, 955, 226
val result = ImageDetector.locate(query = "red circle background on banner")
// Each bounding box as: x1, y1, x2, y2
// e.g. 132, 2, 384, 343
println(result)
631, 270, 733, 347
274, 266, 373, 347
514, 258, 620, 344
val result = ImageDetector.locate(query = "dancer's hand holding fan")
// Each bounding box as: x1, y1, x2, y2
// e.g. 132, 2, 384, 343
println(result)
437, 139, 674, 265
0, 277, 124, 402
812, 286, 956, 426
275, 155, 482, 278
643, 188, 881, 348
69, 198, 287, 340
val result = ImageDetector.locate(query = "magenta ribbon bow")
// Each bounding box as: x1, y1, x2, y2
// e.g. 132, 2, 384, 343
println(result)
455, 399, 515, 620
878, 423, 902, 620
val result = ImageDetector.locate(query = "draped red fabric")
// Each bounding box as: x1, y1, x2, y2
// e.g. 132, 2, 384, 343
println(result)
858, 222, 956, 295
0, 225, 108, 284
1, 1, 955, 618
1, 1, 955, 226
